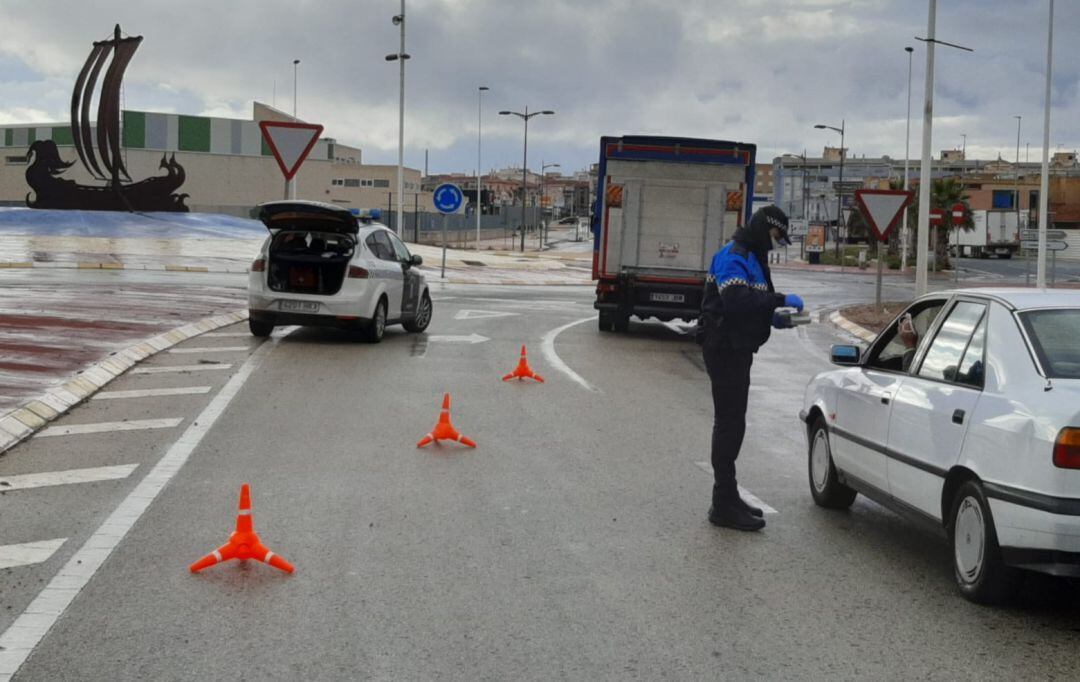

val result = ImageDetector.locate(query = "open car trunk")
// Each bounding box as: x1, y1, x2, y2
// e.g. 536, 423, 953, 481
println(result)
268, 230, 355, 295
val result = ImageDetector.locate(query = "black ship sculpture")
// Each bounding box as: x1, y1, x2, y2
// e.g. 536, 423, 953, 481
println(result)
25, 25, 189, 212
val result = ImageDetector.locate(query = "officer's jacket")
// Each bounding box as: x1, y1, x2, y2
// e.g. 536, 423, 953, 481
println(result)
700, 240, 786, 351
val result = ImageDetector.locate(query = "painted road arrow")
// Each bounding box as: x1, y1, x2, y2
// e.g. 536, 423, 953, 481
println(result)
427, 334, 490, 344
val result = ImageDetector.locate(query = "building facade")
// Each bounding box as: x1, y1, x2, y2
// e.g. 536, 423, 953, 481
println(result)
0, 102, 428, 218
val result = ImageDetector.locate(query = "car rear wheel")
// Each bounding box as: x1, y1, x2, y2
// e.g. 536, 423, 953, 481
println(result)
403, 292, 432, 333
949, 480, 1018, 605
365, 298, 387, 343
808, 417, 857, 509
248, 319, 274, 337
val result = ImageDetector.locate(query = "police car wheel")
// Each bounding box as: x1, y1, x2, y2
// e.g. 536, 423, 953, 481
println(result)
248, 319, 274, 338
403, 292, 432, 333
365, 298, 387, 343
808, 417, 857, 510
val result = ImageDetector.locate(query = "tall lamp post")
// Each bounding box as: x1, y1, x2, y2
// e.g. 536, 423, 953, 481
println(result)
499, 107, 555, 251
476, 85, 489, 250
385, 1, 409, 236
1014, 115, 1022, 238
1036, 0, 1055, 288
814, 120, 845, 261
541, 161, 560, 247
901, 46, 914, 271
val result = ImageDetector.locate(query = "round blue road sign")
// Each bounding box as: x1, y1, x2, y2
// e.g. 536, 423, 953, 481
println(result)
433, 183, 464, 214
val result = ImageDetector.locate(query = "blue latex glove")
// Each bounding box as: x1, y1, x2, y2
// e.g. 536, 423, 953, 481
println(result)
784, 294, 805, 312
772, 311, 793, 330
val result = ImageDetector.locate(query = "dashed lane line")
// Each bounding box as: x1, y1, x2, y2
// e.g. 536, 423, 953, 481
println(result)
37, 418, 183, 438
131, 363, 233, 375
0, 540, 66, 571
167, 346, 250, 354
0, 333, 279, 680
92, 387, 212, 400
0, 464, 138, 491
694, 461, 779, 515
540, 316, 599, 393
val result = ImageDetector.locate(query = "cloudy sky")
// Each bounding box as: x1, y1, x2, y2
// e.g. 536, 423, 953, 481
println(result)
1, 0, 1076, 177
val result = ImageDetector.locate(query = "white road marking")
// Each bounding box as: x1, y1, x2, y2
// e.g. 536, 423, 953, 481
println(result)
0, 464, 138, 491
0, 334, 279, 679
131, 363, 233, 375
694, 462, 779, 514
541, 316, 599, 393
200, 332, 253, 338
37, 418, 183, 437
168, 346, 249, 354
427, 334, 490, 344
454, 309, 520, 321
0, 539, 66, 570
92, 386, 212, 400
663, 320, 692, 335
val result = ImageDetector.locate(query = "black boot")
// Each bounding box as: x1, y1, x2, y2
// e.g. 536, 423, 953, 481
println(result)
733, 495, 764, 518
708, 485, 765, 531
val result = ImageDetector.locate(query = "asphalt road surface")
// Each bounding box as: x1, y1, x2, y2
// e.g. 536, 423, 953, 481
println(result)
2, 272, 1079, 681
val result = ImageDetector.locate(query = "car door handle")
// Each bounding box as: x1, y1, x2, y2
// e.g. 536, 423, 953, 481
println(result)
952, 409, 966, 425
880, 394, 891, 405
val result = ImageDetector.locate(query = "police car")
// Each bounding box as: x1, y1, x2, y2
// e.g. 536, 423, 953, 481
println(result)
247, 201, 432, 342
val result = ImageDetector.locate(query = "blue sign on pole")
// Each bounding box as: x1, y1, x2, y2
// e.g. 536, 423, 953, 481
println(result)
433, 183, 464, 214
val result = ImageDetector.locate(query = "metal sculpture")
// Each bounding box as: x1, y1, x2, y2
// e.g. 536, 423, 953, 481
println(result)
25, 25, 189, 211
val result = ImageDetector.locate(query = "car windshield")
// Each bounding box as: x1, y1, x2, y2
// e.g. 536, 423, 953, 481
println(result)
1020, 309, 1080, 379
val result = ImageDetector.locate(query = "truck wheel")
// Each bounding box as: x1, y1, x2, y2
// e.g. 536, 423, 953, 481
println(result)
999, 253, 1012, 260
598, 312, 614, 332
613, 314, 630, 333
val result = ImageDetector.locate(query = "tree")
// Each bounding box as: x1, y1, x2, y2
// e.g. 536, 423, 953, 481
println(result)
904, 177, 974, 270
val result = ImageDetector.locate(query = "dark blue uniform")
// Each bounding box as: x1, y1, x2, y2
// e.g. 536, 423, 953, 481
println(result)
700, 206, 795, 530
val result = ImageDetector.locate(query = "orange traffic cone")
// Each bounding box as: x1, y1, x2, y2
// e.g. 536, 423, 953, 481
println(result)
502, 345, 545, 383
189, 483, 294, 574
417, 393, 476, 448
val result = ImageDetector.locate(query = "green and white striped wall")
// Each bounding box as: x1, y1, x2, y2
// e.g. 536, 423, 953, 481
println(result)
1, 111, 331, 160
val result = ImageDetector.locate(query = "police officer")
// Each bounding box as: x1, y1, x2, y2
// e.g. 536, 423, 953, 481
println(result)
699, 205, 803, 531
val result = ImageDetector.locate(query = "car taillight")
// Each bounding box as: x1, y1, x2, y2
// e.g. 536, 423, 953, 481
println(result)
348, 266, 370, 279
1053, 428, 1080, 469
251, 258, 266, 272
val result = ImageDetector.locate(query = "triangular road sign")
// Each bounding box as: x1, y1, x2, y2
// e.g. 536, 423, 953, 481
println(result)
854, 189, 914, 242
454, 309, 520, 321
259, 121, 325, 181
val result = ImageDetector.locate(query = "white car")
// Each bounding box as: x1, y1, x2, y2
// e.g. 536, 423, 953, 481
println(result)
247, 201, 432, 342
801, 288, 1080, 604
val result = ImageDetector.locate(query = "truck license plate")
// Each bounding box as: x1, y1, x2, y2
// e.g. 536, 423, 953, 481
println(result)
651, 293, 684, 303
280, 300, 319, 313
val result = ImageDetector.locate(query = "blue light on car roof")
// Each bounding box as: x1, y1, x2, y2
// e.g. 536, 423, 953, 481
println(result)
352, 208, 382, 223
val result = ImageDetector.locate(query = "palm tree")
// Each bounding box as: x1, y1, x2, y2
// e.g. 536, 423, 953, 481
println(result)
905, 177, 973, 270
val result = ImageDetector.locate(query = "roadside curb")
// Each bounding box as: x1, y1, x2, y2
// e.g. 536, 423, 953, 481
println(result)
0, 309, 249, 457
0, 260, 247, 274
828, 310, 877, 343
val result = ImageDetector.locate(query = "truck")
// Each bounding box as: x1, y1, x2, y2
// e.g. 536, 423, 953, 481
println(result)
591, 135, 756, 333
955, 209, 1024, 259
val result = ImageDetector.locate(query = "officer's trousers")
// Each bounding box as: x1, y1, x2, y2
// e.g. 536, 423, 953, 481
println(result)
702, 333, 754, 500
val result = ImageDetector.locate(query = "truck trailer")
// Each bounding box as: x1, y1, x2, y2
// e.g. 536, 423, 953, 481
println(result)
591, 136, 756, 333
955, 209, 1024, 259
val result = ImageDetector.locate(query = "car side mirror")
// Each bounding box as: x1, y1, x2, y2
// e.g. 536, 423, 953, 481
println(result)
830, 344, 862, 366
409, 254, 423, 267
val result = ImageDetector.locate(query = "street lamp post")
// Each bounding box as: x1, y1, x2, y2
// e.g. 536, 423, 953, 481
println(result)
814, 120, 845, 263
1014, 115, 1022, 240
1037, 0, 1055, 288
385, 1, 409, 236
499, 107, 555, 251
541, 161, 560, 247
901, 46, 914, 271
476, 86, 489, 250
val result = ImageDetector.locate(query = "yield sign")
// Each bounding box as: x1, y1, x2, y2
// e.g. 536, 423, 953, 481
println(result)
854, 189, 914, 242
259, 121, 325, 181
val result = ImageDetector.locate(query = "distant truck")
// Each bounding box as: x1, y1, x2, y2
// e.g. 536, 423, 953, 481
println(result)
591, 135, 756, 333
955, 210, 1024, 259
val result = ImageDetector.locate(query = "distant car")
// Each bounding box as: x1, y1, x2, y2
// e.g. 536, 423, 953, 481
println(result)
247, 201, 432, 342
801, 288, 1080, 604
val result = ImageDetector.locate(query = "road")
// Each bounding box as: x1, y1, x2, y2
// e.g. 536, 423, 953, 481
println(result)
956, 254, 1080, 283
2, 270, 1078, 680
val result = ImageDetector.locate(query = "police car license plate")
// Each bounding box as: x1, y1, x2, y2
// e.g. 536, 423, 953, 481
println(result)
280, 300, 319, 313
650, 293, 684, 303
